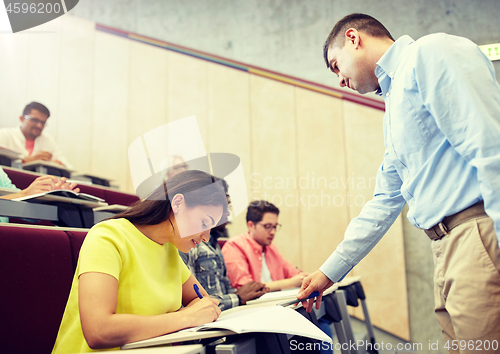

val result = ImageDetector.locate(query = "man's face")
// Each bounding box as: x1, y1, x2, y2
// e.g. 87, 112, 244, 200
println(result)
20, 109, 48, 139
326, 35, 379, 95
249, 212, 279, 247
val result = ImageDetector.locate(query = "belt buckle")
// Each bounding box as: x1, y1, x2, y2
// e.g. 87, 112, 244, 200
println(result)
437, 222, 449, 237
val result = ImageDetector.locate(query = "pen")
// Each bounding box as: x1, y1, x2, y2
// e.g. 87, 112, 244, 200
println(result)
276, 291, 320, 307
193, 283, 204, 299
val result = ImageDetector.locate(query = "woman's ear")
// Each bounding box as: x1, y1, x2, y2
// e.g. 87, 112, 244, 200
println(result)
171, 194, 185, 214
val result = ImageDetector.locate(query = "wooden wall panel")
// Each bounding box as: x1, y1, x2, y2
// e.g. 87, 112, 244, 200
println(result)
343, 100, 409, 340
167, 52, 209, 148
91, 31, 130, 191
249, 74, 301, 268
0, 31, 30, 127
25, 19, 62, 141
57, 16, 95, 173
128, 40, 169, 193
207, 63, 251, 236
295, 88, 350, 273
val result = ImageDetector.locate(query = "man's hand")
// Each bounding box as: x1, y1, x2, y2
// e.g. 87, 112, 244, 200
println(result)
236, 281, 269, 304
24, 151, 53, 162
20, 176, 79, 197
289, 272, 308, 288
297, 270, 334, 313
55, 177, 80, 193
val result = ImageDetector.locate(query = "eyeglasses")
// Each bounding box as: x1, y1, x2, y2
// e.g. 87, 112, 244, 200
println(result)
257, 222, 282, 232
24, 115, 47, 127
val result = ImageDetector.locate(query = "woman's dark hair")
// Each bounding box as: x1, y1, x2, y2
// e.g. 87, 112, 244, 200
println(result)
246, 200, 279, 223
113, 170, 229, 225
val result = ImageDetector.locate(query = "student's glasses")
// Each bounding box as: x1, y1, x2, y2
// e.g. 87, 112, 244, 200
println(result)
24, 115, 47, 127
258, 223, 282, 232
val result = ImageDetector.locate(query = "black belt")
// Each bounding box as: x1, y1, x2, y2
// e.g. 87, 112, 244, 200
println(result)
424, 201, 487, 241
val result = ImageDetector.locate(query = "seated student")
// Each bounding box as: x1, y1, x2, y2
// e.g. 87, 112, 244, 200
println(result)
0, 166, 79, 223
0, 101, 72, 167
180, 222, 269, 311
222, 200, 307, 291
223, 200, 333, 354
52, 170, 228, 353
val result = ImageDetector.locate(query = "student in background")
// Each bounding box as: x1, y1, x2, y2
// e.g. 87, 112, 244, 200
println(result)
222, 200, 307, 291
180, 222, 269, 311
222, 200, 333, 354
0, 166, 79, 223
0, 101, 72, 167
52, 171, 227, 353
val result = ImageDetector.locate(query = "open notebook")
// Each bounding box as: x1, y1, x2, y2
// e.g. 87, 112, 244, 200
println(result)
122, 305, 331, 350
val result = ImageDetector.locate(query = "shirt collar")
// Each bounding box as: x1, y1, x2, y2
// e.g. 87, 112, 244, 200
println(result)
375, 35, 414, 96
243, 232, 265, 253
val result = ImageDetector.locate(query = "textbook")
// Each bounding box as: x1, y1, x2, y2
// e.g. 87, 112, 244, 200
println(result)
122, 306, 332, 350
13, 189, 107, 207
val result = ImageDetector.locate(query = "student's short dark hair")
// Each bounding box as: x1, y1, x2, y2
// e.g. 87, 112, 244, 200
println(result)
246, 200, 280, 223
23, 102, 50, 118
323, 13, 394, 68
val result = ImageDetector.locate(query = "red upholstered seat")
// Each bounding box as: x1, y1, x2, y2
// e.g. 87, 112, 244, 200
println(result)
0, 225, 74, 354
66, 229, 90, 271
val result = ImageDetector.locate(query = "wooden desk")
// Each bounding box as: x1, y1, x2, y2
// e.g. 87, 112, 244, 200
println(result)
0, 198, 58, 221
99, 344, 205, 353
71, 173, 114, 187
22, 160, 74, 178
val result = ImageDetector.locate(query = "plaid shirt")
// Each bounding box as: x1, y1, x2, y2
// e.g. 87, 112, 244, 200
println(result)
179, 239, 240, 311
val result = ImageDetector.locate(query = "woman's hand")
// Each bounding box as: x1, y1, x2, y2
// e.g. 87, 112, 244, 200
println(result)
181, 297, 221, 327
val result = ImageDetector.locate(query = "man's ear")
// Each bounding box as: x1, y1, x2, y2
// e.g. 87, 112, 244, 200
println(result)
19, 115, 25, 124
247, 220, 254, 230
345, 28, 360, 49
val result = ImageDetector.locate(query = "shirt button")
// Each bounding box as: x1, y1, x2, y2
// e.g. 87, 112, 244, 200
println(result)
390, 148, 394, 153
389, 72, 394, 78
386, 92, 390, 97
409, 201, 413, 206
404, 174, 408, 179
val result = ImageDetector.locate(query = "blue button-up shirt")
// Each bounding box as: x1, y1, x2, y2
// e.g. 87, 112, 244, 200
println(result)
321, 34, 500, 282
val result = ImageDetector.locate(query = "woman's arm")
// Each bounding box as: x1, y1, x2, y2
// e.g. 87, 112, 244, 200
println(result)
79, 272, 220, 350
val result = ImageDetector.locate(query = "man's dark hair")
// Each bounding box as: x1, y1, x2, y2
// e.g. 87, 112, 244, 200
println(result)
246, 200, 280, 223
23, 101, 50, 118
323, 13, 394, 68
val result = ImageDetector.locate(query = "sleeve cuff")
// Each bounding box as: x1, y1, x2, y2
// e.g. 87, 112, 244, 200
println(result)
319, 251, 354, 283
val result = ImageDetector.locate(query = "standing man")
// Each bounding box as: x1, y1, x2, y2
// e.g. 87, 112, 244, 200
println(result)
298, 13, 500, 351
180, 223, 269, 311
0, 102, 72, 167
222, 200, 307, 292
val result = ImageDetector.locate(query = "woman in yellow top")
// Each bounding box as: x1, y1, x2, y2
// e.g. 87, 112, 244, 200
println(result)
52, 170, 228, 353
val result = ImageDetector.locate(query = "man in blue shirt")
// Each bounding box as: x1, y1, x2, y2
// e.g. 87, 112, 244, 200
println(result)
298, 13, 500, 350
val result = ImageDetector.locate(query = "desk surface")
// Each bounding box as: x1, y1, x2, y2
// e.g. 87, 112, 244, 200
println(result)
121, 329, 234, 350
104, 344, 204, 353
22, 160, 74, 172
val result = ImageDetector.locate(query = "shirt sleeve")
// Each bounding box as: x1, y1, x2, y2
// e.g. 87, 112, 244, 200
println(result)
0, 167, 18, 190
414, 36, 500, 243
217, 294, 240, 311
221, 241, 255, 289
78, 225, 124, 280
320, 157, 406, 282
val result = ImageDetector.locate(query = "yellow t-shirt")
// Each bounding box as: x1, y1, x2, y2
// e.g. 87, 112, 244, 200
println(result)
52, 218, 191, 354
